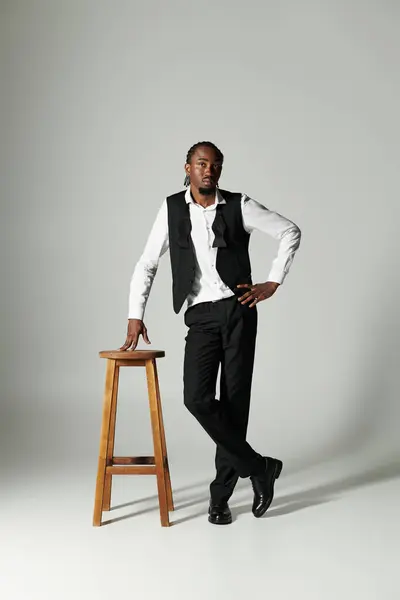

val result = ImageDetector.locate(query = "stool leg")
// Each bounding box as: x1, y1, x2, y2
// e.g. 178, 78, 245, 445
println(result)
152, 360, 174, 512
146, 359, 170, 527
103, 365, 119, 511
93, 359, 117, 526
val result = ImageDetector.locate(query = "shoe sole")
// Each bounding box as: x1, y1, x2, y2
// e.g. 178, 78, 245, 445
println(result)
208, 516, 232, 525
254, 458, 283, 518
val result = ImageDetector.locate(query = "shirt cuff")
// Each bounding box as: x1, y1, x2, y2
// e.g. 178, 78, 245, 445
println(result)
266, 270, 287, 285
128, 308, 145, 321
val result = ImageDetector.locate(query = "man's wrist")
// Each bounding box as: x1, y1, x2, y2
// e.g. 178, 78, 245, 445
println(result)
128, 313, 144, 321
266, 281, 280, 290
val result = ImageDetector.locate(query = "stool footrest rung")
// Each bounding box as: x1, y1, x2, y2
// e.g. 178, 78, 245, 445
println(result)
112, 456, 155, 465
106, 465, 156, 475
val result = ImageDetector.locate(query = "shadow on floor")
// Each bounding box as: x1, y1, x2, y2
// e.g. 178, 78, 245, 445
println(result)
262, 458, 400, 519
102, 458, 400, 526
102, 478, 211, 525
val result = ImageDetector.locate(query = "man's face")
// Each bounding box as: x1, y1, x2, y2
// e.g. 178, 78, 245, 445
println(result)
185, 146, 223, 195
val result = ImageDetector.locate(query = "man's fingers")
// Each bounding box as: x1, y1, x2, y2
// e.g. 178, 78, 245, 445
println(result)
237, 283, 271, 307
120, 322, 154, 352
120, 337, 133, 351
236, 283, 252, 290
129, 334, 139, 351
241, 287, 267, 306
249, 293, 267, 308
238, 287, 257, 303
122, 334, 139, 351
241, 294, 256, 305
142, 327, 151, 345
238, 290, 251, 301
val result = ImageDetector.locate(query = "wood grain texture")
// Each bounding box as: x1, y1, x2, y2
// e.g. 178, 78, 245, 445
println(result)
102, 364, 120, 511
93, 359, 116, 526
106, 465, 157, 475
152, 358, 174, 512
93, 352, 173, 528
99, 350, 165, 360
113, 456, 155, 465
146, 359, 171, 527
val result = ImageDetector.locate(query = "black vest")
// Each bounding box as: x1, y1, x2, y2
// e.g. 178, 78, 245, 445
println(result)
166, 189, 253, 314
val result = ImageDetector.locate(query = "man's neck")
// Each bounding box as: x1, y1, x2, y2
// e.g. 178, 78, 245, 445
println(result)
190, 186, 216, 208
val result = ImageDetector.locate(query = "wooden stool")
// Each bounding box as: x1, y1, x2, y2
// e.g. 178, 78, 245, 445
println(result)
93, 350, 174, 527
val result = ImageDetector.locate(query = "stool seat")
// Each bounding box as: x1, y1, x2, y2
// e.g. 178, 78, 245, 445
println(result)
93, 348, 173, 527
99, 350, 165, 359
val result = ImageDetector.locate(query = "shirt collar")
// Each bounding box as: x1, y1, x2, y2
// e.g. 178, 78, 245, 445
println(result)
184, 187, 226, 205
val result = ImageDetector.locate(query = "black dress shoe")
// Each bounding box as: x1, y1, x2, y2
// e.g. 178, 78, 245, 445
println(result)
208, 501, 232, 525
250, 456, 283, 518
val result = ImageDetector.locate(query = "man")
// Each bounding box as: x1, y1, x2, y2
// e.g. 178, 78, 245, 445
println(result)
120, 141, 301, 525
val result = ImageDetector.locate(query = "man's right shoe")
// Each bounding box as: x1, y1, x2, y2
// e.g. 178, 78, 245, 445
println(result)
250, 456, 283, 518
208, 501, 232, 525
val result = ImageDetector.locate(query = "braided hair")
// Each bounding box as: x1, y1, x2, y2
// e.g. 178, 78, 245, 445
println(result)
184, 141, 224, 187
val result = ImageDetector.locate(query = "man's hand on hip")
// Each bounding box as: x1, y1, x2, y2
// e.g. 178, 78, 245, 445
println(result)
236, 281, 280, 308
120, 319, 151, 351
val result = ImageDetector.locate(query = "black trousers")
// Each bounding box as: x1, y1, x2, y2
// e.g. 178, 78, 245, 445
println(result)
183, 294, 264, 504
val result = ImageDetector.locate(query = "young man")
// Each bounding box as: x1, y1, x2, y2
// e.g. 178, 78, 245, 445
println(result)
120, 141, 301, 525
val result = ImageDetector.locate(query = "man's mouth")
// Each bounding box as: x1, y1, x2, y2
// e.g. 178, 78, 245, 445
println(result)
202, 178, 214, 183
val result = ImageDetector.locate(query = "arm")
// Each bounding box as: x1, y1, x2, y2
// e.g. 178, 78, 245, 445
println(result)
120, 200, 169, 350
237, 194, 302, 306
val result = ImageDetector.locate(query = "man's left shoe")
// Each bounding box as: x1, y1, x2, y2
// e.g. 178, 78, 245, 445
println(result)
250, 456, 283, 518
208, 501, 232, 525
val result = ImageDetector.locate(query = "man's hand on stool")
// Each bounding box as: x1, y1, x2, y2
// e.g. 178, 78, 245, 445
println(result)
236, 281, 280, 308
120, 319, 151, 351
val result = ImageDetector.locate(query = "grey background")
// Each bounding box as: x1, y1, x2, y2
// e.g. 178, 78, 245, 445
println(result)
2, 0, 400, 488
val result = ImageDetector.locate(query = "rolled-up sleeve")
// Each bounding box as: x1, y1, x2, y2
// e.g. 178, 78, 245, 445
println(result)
241, 194, 301, 285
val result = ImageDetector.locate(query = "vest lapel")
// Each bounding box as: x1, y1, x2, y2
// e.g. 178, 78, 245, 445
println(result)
177, 201, 192, 248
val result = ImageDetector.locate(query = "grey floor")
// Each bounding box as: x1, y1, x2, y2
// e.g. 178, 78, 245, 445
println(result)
2, 455, 399, 600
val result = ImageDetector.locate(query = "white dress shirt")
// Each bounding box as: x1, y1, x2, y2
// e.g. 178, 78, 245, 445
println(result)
128, 188, 301, 320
